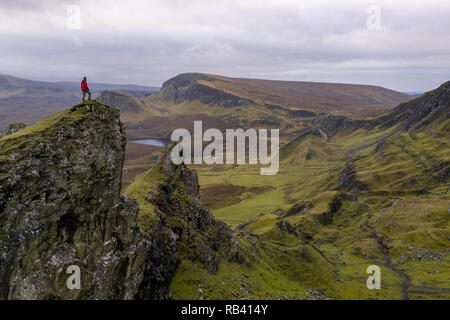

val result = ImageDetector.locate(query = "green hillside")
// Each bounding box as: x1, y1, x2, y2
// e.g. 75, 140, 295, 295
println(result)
167, 81, 449, 299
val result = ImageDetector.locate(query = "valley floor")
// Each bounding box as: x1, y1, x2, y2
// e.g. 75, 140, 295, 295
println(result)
123, 122, 449, 300
121, 83, 449, 300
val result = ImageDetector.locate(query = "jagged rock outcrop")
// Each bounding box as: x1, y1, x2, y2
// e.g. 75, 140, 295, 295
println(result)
377, 81, 450, 132
317, 193, 350, 226
0, 102, 147, 299
281, 202, 313, 218
336, 162, 369, 193
0, 101, 239, 300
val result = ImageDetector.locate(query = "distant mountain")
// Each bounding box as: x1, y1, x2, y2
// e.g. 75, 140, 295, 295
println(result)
148, 73, 411, 114
122, 72, 411, 139
0, 73, 159, 128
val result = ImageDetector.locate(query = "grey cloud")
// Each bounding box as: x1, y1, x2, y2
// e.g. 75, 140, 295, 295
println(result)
0, 0, 449, 91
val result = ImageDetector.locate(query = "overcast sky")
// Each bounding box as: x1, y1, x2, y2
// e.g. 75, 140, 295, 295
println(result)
0, 0, 449, 91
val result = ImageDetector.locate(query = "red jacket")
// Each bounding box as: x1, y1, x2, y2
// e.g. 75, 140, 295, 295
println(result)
81, 80, 89, 91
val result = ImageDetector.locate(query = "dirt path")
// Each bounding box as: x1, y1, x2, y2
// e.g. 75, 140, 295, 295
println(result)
365, 212, 411, 300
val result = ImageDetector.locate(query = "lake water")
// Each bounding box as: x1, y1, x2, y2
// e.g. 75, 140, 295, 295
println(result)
130, 138, 171, 147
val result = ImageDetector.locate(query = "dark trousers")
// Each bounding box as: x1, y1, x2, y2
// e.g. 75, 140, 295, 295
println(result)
82, 90, 91, 101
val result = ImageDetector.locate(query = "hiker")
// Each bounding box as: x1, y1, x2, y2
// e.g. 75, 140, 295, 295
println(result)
81, 77, 92, 101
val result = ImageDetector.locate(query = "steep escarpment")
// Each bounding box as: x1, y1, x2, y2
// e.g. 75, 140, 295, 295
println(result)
158, 73, 254, 108
376, 81, 450, 132
0, 102, 147, 299
155, 73, 410, 112
0, 101, 238, 299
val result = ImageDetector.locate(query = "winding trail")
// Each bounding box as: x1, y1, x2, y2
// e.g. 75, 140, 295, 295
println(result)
365, 212, 411, 300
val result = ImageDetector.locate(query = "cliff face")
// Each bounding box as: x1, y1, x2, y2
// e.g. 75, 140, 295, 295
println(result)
0, 101, 238, 299
377, 81, 450, 131
159, 73, 254, 108
315, 81, 450, 137
0, 102, 146, 299
96, 90, 161, 123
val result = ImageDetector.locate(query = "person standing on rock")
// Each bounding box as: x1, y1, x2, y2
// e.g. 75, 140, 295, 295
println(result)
81, 77, 92, 101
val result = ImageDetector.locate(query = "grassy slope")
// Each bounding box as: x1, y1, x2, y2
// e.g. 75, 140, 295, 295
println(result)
123, 121, 448, 299
124, 150, 337, 300
187, 116, 449, 299
122, 81, 448, 299
122, 142, 162, 189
